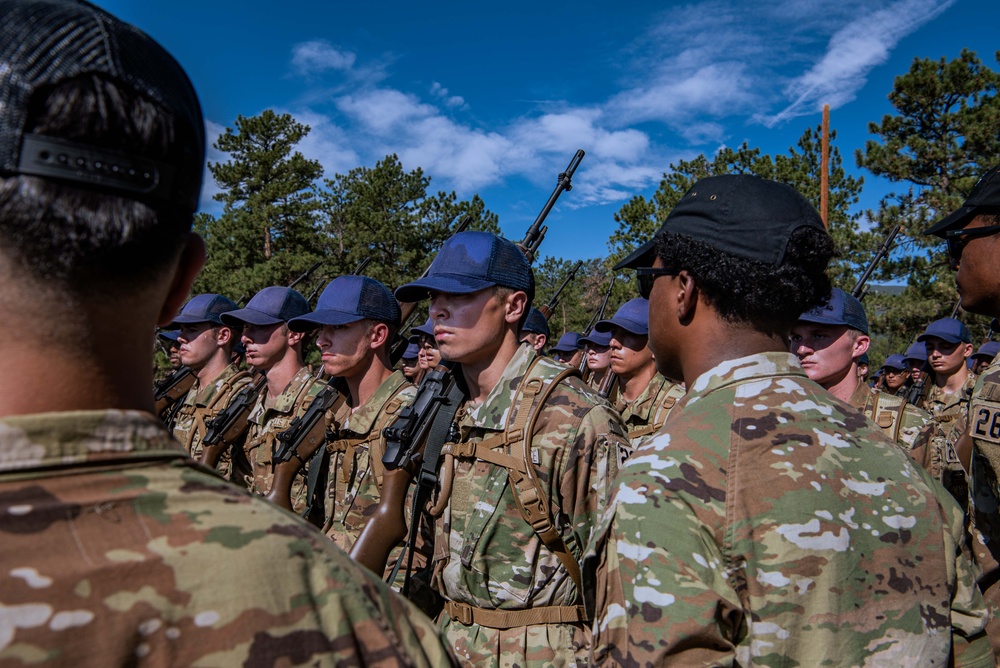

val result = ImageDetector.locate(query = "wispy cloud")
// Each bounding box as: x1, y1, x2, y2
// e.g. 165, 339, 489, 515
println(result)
430, 82, 467, 109
757, 0, 955, 126
291, 40, 356, 76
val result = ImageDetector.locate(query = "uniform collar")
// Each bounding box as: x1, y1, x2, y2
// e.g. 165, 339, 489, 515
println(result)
0, 410, 185, 474
688, 352, 807, 396
339, 370, 410, 435
189, 362, 243, 406
462, 342, 537, 431
618, 373, 669, 421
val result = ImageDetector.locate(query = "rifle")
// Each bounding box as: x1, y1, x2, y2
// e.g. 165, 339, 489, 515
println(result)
949, 298, 962, 319
266, 376, 348, 515
538, 261, 582, 320
154, 365, 195, 417
851, 225, 900, 301
289, 260, 323, 291
200, 373, 267, 469
350, 364, 461, 584
517, 149, 585, 263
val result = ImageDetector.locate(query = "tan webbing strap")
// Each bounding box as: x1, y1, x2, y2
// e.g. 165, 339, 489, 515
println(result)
444, 600, 587, 629
506, 365, 585, 598
331, 436, 367, 483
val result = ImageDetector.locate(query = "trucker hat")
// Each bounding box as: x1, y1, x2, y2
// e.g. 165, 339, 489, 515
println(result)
288, 276, 401, 331
797, 288, 869, 335
594, 298, 650, 336
221, 287, 310, 327
916, 318, 972, 344
170, 294, 238, 327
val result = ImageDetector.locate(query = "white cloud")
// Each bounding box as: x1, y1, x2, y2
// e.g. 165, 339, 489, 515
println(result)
291, 40, 356, 76
198, 119, 228, 213
430, 82, 466, 109
757, 0, 955, 126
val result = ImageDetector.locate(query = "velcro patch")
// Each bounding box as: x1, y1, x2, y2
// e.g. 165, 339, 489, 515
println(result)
970, 401, 1000, 444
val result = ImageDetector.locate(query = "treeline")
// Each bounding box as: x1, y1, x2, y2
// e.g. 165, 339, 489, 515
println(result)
194, 49, 1000, 360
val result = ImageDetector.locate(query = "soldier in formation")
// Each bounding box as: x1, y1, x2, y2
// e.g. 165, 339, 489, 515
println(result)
0, 1, 455, 664
584, 174, 990, 665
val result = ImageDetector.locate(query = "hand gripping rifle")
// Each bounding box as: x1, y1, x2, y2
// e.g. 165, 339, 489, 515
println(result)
537, 260, 582, 320
851, 225, 901, 301
517, 149, 585, 263
350, 364, 463, 590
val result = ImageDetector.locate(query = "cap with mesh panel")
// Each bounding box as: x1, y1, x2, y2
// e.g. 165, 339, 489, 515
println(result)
288, 276, 401, 332
797, 288, 869, 335
221, 287, 310, 327
394, 231, 534, 303
0, 0, 204, 212
170, 294, 238, 327
522, 308, 549, 337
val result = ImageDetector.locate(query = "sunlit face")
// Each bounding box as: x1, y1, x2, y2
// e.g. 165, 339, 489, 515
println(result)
906, 360, 926, 383
924, 336, 972, 377
428, 288, 520, 366
788, 322, 868, 389
178, 322, 222, 370
316, 320, 377, 379
553, 348, 584, 368
882, 367, 910, 391
585, 343, 611, 372
417, 335, 441, 370
401, 357, 420, 380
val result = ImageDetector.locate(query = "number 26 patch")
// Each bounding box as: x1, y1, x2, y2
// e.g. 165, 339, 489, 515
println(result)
971, 402, 1000, 443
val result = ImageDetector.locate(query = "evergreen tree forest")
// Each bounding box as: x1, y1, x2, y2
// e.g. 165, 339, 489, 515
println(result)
191, 50, 1000, 363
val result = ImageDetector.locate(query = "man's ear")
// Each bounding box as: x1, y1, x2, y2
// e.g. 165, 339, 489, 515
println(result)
369, 322, 390, 349
676, 270, 698, 323
216, 326, 234, 346
854, 335, 871, 357
963, 343, 974, 359
505, 291, 528, 325
158, 233, 206, 328
286, 328, 306, 347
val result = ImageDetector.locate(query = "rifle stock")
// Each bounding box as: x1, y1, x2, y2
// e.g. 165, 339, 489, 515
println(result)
266, 378, 347, 511
350, 365, 456, 576
538, 260, 583, 320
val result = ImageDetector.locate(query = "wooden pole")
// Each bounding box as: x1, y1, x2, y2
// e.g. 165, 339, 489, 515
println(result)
820, 104, 830, 229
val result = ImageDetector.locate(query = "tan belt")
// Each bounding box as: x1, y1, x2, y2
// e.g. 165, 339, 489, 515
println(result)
443, 600, 587, 629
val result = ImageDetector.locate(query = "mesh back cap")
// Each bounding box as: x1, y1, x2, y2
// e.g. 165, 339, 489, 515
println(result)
288, 276, 401, 331
797, 288, 869, 335
0, 0, 204, 211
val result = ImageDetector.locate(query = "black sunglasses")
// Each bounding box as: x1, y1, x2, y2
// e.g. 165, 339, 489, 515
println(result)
944, 225, 1000, 267
636, 267, 680, 299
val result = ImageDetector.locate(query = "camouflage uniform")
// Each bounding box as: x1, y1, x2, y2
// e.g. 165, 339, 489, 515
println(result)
586, 352, 991, 667
926, 372, 978, 436
430, 343, 627, 667
170, 363, 253, 482
849, 381, 959, 483
614, 372, 684, 453
244, 366, 325, 514
324, 371, 423, 581
965, 355, 1000, 655
0, 410, 456, 666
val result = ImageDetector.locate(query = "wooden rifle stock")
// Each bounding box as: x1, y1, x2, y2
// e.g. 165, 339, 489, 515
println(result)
350, 365, 455, 576
537, 260, 583, 320
599, 371, 619, 400
154, 366, 195, 416
266, 379, 346, 511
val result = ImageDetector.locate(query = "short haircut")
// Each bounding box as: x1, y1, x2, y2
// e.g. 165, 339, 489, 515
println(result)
0, 74, 195, 295
654, 226, 835, 337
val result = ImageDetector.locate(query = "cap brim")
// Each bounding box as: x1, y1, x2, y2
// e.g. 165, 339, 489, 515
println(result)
613, 238, 656, 271
915, 332, 965, 344
411, 325, 435, 338
550, 346, 577, 353
287, 310, 365, 332
594, 317, 648, 336
797, 313, 850, 328
169, 314, 219, 326
220, 308, 283, 327
924, 206, 977, 237
395, 275, 496, 303
157, 331, 180, 342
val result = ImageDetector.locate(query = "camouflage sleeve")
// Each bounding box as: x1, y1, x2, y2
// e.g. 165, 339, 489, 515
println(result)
558, 397, 629, 551
588, 433, 743, 666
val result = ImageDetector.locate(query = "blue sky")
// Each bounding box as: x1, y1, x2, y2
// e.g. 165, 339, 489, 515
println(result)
95, 0, 998, 262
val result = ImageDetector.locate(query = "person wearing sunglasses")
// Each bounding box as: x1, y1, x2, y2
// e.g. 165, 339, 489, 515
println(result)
584, 174, 990, 666
927, 164, 1000, 657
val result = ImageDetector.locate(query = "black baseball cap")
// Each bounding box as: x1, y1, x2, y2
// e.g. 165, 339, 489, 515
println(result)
925, 166, 1000, 236
615, 174, 827, 270
0, 0, 204, 212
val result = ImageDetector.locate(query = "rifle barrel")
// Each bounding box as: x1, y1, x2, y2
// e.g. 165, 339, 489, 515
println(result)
851, 225, 900, 299
518, 150, 585, 262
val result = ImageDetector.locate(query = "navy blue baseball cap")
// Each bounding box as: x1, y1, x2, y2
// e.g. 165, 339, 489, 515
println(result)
221, 287, 310, 327
411, 318, 435, 339
925, 166, 1000, 236
522, 308, 550, 337
973, 341, 1000, 360
402, 342, 420, 360
550, 332, 583, 353
394, 231, 534, 303
171, 294, 238, 326
858, 352, 870, 366
595, 298, 650, 336
615, 174, 827, 270
288, 275, 401, 332
917, 318, 972, 344
797, 288, 869, 335
157, 329, 179, 343
581, 330, 613, 347
904, 342, 928, 363
881, 354, 908, 371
